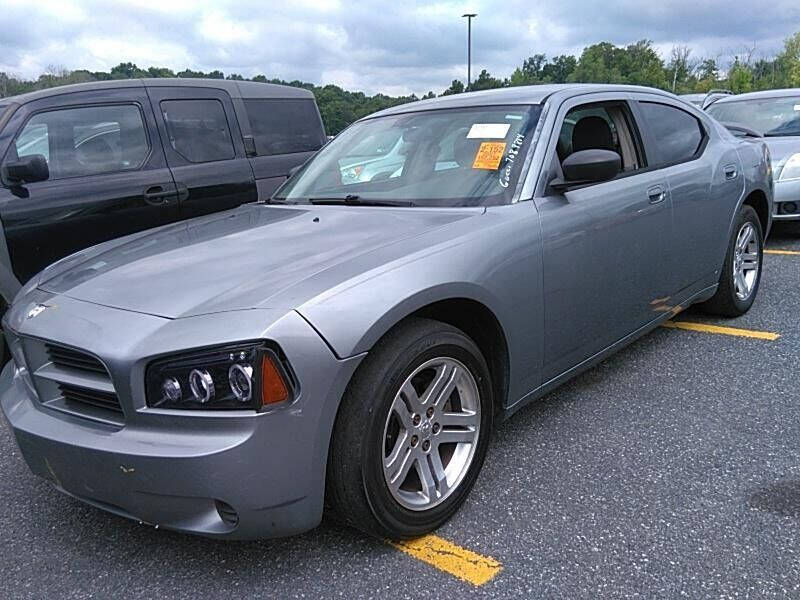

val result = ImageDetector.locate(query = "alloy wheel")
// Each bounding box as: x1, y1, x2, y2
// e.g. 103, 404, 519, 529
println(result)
381, 357, 481, 511
733, 221, 760, 300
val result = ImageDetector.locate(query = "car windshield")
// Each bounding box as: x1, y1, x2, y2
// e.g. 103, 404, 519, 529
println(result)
273, 105, 542, 207
708, 96, 800, 136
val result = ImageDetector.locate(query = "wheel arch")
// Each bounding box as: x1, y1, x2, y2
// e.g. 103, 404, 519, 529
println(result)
305, 284, 512, 415
409, 298, 510, 416
742, 188, 770, 238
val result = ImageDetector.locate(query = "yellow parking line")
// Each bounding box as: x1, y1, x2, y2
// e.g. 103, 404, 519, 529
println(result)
390, 534, 502, 586
765, 249, 800, 255
661, 321, 780, 340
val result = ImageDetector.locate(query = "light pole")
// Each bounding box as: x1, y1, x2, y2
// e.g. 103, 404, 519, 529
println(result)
462, 13, 477, 90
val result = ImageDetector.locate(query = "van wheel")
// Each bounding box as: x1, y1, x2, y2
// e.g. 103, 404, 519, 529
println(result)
326, 318, 493, 539
699, 205, 763, 317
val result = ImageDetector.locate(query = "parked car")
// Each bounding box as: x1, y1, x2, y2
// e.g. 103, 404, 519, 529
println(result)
702, 89, 734, 109
707, 89, 800, 223
678, 92, 706, 107
1, 84, 772, 540
0, 78, 326, 304
678, 90, 733, 110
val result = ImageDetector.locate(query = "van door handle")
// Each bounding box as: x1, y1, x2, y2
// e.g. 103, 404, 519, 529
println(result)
143, 185, 176, 206
647, 185, 666, 204
724, 164, 738, 180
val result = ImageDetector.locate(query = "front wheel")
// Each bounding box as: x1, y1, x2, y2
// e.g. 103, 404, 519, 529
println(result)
326, 318, 493, 539
699, 204, 763, 317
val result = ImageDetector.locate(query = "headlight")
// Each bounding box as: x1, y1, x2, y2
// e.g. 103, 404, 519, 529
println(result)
145, 342, 293, 410
779, 153, 800, 182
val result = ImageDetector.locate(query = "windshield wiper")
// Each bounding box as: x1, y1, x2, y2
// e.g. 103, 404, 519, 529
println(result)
308, 195, 416, 207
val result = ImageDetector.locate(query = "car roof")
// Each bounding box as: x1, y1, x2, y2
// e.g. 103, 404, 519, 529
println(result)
366, 84, 677, 119
712, 88, 800, 105
1, 78, 314, 105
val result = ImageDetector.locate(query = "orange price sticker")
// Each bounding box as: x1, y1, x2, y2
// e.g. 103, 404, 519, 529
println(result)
472, 142, 506, 170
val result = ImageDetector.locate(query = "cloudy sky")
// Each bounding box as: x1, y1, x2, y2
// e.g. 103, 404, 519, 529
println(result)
1, 0, 799, 96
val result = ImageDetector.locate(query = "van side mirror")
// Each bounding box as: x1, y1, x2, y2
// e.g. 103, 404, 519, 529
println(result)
550, 149, 621, 192
2, 154, 50, 185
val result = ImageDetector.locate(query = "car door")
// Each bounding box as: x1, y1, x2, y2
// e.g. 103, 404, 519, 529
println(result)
534, 93, 673, 381
0, 87, 179, 285
633, 95, 743, 292
146, 86, 257, 220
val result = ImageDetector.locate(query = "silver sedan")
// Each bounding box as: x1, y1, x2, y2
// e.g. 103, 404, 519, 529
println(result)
2, 84, 773, 540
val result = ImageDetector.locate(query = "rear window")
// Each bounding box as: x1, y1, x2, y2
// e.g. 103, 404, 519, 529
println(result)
161, 99, 235, 163
244, 99, 325, 156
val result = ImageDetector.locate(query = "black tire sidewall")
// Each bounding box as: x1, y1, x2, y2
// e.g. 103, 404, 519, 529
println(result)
355, 325, 493, 538
724, 205, 763, 314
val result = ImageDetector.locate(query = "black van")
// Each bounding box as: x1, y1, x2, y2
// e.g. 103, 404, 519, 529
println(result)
0, 78, 327, 302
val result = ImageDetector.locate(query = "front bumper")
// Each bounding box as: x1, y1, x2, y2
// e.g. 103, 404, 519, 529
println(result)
773, 178, 800, 220
1, 293, 363, 539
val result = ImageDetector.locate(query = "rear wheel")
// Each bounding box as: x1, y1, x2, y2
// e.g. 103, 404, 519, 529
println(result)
326, 318, 493, 539
700, 204, 763, 317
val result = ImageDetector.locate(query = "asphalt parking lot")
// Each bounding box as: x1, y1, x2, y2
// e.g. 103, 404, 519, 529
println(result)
1, 222, 799, 599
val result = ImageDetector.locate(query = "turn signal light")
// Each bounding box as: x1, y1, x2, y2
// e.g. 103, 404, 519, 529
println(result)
261, 355, 289, 405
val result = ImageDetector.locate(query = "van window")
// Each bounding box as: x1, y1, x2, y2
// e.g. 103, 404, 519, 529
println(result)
161, 99, 235, 163
11, 104, 149, 179
243, 99, 325, 156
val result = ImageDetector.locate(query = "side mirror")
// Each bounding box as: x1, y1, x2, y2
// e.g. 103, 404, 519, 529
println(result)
550, 149, 621, 192
2, 154, 49, 185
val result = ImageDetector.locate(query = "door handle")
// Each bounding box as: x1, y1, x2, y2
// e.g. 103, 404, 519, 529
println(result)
647, 185, 666, 204
724, 164, 738, 180
143, 185, 176, 206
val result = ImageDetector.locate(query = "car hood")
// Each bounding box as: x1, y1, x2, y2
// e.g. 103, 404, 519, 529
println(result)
763, 137, 800, 175
38, 203, 480, 319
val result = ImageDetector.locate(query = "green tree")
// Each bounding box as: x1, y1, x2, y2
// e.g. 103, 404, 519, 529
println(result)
442, 79, 465, 95
110, 62, 147, 79
469, 69, 505, 91
776, 32, 800, 86
569, 42, 623, 83
569, 40, 666, 87
727, 58, 753, 93
147, 67, 176, 78
542, 55, 577, 83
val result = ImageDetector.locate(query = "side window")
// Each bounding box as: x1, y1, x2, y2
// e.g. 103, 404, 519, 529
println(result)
639, 102, 704, 166
10, 104, 149, 180
557, 102, 643, 173
15, 122, 50, 163
161, 99, 235, 163
243, 99, 325, 156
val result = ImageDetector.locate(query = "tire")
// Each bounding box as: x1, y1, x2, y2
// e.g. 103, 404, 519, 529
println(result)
699, 204, 763, 317
326, 317, 493, 539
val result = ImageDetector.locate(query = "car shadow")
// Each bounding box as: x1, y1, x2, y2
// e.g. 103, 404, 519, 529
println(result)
747, 480, 800, 517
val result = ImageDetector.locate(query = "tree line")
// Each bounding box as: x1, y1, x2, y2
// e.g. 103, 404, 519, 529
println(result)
2, 32, 799, 135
